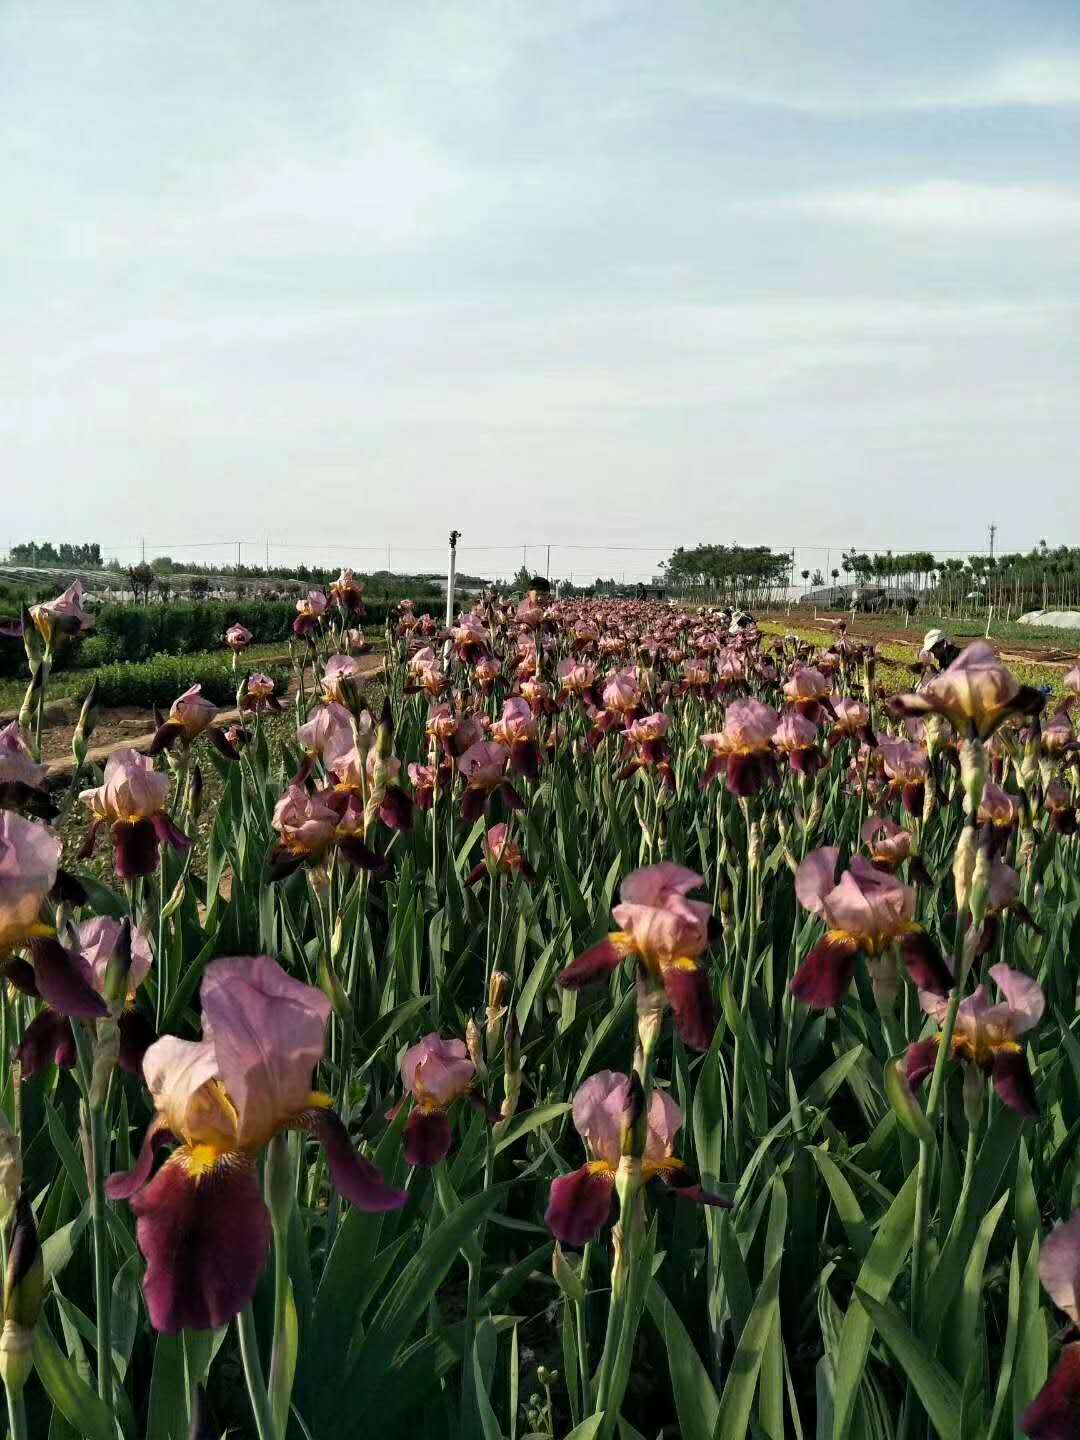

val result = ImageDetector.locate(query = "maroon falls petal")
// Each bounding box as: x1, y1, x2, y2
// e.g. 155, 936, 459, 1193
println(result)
112, 818, 161, 879
150, 812, 194, 852
130, 1151, 271, 1334
106, 1120, 177, 1202
545, 1166, 615, 1248
1022, 1342, 1080, 1439
660, 962, 716, 1052
310, 1109, 408, 1211
899, 930, 952, 997
118, 1009, 158, 1075
790, 934, 860, 1009
30, 937, 107, 1019
15, 1010, 74, 1081
557, 937, 625, 990
904, 1038, 940, 1091
403, 1108, 453, 1167
992, 1048, 1039, 1118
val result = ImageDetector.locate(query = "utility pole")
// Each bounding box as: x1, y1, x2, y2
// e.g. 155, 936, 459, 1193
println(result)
546, 543, 551, 581
444, 530, 460, 664
387, 544, 391, 574
140, 537, 146, 564
237, 539, 241, 570
522, 544, 527, 576
988, 523, 996, 558
265, 536, 270, 570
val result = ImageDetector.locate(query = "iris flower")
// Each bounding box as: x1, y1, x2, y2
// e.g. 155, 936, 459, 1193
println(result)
1021, 1211, 1080, 1438
790, 847, 950, 1009
700, 699, 780, 797
18, 917, 156, 1080
905, 963, 1042, 1117
889, 640, 1043, 739
397, 1033, 478, 1165
107, 955, 407, 1333
150, 685, 238, 759
558, 863, 716, 1051
1, 812, 106, 1020
544, 1072, 727, 1247
80, 749, 192, 880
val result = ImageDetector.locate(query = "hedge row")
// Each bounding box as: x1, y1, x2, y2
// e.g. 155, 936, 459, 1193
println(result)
65, 654, 292, 709
1, 594, 438, 676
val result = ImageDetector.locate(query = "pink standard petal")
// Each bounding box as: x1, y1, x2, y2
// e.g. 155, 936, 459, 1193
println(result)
795, 848, 840, 916
200, 955, 331, 1147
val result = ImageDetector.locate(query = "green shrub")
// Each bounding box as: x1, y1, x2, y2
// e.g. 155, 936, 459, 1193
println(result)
75, 634, 121, 669
75, 653, 291, 709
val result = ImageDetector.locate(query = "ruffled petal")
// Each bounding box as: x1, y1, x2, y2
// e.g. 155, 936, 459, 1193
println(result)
545, 1166, 615, 1248
310, 1109, 408, 1210
558, 937, 625, 990
1021, 1342, 1080, 1439
30, 937, 107, 1019
790, 934, 859, 1009
403, 1108, 453, 1167
904, 1037, 940, 1091
660, 961, 716, 1052
130, 1150, 271, 1334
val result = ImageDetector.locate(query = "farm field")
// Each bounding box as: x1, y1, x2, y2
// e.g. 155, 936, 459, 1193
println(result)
2, 576, 1080, 1440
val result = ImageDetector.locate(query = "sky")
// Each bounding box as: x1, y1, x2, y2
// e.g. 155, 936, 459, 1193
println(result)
4, 0, 1080, 584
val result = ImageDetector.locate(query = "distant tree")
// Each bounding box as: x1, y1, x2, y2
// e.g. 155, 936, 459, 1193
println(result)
128, 563, 156, 604
188, 576, 211, 602
811, 569, 825, 586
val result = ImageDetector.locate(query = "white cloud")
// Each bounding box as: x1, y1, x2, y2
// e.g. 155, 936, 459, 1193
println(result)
683, 50, 1080, 113
763, 182, 1080, 232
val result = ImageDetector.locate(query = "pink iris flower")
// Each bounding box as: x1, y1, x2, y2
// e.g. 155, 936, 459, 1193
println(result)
544, 1072, 727, 1247
322, 654, 364, 703
150, 685, 238, 760
889, 640, 1043, 739
30, 581, 94, 646
861, 816, 913, 871
398, 1034, 477, 1165
458, 740, 522, 823
107, 955, 406, 1333
558, 864, 716, 1051
905, 963, 1042, 1118
225, 624, 252, 652
490, 698, 541, 780
0, 812, 106, 1021
18, 917, 156, 1081
700, 699, 780, 797
80, 750, 192, 880
1021, 1212, 1080, 1436
790, 848, 950, 1009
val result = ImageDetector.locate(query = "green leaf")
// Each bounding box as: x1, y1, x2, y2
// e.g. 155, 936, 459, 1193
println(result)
712, 1259, 782, 1440
493, 1102, 571, 1156
883, 1057, 935, 1145
329, 1185, 507, 1424
831, 1168, 918, 1440
853, 1290, 960, 1440
32, 1319, 116, 1440
646, 1280, 720, 1440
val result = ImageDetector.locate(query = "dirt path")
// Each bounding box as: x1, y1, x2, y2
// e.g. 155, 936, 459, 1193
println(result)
767, 610, 1078, 668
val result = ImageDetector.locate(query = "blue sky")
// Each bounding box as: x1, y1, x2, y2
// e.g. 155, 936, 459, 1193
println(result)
4, 1, 1079, 582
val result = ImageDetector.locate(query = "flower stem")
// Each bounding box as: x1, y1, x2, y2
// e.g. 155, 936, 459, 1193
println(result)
268, 1218, 292, 1439
4, 1383, 27, 1440
236, 1304, 278, 1440
89, 1104, 115, 1417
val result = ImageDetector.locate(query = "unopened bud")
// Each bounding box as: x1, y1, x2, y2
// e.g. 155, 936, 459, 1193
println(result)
265, 1131, 294, 1235
500, 1017, 522, 1123
376, 696, 394, 760
0, 1117, 20, 1229
72, 679, 99, 768
317, 951, 350, 1021
466, 1018, 487, 1076
236, 676, 249, 712
953, 823, 977, 917
1, 1193, 42, 1393
17, 665, 44, 735
747, 820, 762, 872
187, 764, 204, 823
102, 919, 133, 1014
969, 826, 994, 931
90, 1019, 120, 1107
551, 1243, 586, 1303
619, 1073, 646, 1157
958, 737, 988, 818
485, 971, 509, 1060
